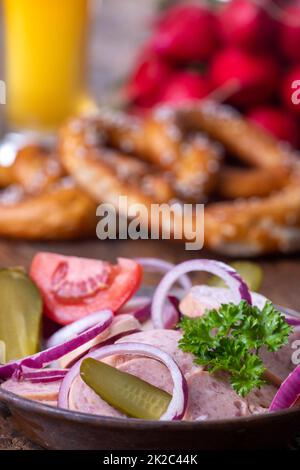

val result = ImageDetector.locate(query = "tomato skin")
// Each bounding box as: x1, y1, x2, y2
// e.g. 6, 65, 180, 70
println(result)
30, 253, 142, 325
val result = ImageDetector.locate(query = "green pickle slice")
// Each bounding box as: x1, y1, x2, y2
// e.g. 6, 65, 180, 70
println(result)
0, 268, 42, 361
80, 358, 172, 420
208, 261, 263, 292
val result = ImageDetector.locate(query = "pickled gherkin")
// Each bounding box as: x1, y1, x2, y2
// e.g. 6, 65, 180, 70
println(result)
0, 268, 42, 361
80, 358, 172, 419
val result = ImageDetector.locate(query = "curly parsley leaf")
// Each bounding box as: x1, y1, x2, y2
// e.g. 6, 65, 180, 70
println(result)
178, 300, 292, 397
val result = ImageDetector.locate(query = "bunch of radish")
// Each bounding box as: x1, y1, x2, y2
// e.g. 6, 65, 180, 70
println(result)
126, 0, 300, 148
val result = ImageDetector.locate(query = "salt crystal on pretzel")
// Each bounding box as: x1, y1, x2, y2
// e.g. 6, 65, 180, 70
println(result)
0, 145, 97, 240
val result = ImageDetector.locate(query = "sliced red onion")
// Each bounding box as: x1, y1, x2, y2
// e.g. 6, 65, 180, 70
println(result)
285, 317, 300, 326
119, 297, 151, 323
119, 295, 180, 329
58, 342, 188, 421
269, 364, 300, 411
59, 329, 141, 370
46, 312, 111, 349
135, 258, 192, 291
164, 296, 181, 329
278, 306, 300, 327
12, 366, 67, 383
58, 314, 141, 369
0, 310, 113, 380
151, 260, 252, 329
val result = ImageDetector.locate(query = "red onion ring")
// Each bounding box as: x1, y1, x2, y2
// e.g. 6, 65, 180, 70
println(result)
12, 366, 67, 383
119, 297, 151, 323
269, 325, 300, 411
135, 258, 192, 291
278, 306, 300, 327
151, 260, 252, 329
119, 295, 180, 329
46, 311, 111, 349
58, 314, 142, 369
0, 310, 113, 380
58, 329, 141, 370
163, 296, 181, 329
285, 317, 300, 327
269, 367, 300, 411
58, 342, 188, 421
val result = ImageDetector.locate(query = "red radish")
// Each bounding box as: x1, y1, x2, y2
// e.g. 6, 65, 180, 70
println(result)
151, 4, 219, 62
159, 71, 212, 106
279, 2, 300, 62
126, 54, 173, 102
247, 105, 299, 147
131, 92, 163, 110
211, 48, 280, 106
281, 65, 300, 115
218, 0, 275, 51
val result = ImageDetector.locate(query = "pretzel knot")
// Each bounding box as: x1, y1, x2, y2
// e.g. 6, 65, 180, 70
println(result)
60, 102, 300, 256
0, 145, 97, 239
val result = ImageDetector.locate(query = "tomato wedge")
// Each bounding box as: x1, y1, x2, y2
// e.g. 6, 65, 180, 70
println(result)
30, 253, 142, 325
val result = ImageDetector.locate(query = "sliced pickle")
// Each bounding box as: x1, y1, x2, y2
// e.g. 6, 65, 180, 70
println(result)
80, 358, 172, 420
0, 268, 42, 361
208, 261, 263, 292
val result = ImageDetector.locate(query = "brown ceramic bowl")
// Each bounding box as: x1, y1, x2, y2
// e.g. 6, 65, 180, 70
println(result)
0, 306, 300, 450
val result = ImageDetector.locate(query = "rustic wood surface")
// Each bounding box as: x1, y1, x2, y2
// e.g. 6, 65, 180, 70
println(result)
1, 0, 300, 450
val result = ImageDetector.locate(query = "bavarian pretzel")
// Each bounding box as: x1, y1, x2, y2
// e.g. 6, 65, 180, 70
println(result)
60, 115, 177, 212
67, 109, 223, 202
218, 166, 291, 199
59, 103, 300, 256
205, 171, 300, 256
184, 100, 298, 169
0, 145, 97, 240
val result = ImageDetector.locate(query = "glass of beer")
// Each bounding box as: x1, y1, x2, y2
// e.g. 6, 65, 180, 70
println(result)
2, 0, 91, 133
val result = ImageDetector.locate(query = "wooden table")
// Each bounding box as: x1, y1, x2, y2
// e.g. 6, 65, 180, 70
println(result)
1, 0, 300, 451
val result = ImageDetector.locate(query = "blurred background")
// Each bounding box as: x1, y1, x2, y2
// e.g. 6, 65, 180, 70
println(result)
0, 0, 300, 262
1, 0, 299, 144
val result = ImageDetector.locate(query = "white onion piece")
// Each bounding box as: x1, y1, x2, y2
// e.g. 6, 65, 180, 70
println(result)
119, 296, 150, 314
58, 342, 188, 421
118, 297, 151, 323
151, 260, 252, 329
135, 258, 192, 291
58, 314, 141, 368
0, 310, 113, 379
180, 286, 267, 318
47, 312, 112, 349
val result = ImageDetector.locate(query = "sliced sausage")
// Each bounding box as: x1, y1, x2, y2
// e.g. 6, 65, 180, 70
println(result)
260, 329, 300, 381
1, 378, 61, 404
184, 370, 250, 421
68, 375, 124, 417
180, 285, 267, 318
68, 359, 172, 418
113, 329, 198, 375
118, 358, 173, 394
246, 384, 277, 414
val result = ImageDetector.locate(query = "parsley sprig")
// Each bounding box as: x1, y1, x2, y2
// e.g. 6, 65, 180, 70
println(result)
178, 300, 292, 397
